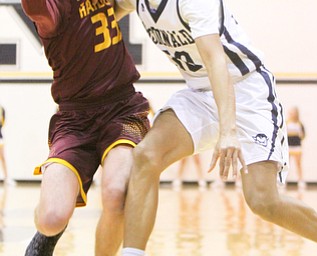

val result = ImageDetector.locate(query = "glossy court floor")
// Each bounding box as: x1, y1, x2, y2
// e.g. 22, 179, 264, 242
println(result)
0, 181, 316, 256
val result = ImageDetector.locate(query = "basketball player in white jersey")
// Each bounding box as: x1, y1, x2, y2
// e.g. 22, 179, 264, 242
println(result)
112, 0, 317, 255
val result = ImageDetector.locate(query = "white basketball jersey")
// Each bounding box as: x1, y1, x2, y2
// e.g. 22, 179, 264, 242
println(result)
118, 0, 265, 90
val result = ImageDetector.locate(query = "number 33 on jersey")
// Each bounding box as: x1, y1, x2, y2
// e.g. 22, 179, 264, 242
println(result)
79, 0, 122, 53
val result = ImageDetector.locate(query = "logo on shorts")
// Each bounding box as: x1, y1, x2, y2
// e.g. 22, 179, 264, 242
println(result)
253, 133, 269, 147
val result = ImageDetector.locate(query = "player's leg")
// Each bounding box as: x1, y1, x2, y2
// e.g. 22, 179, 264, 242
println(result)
123, 109, 194, 251
192, 154, 207, 188
173, 157, 188, 189
0, 145, 8, 180
293, 152, 305, 187
241, 160, 317, 241
25, 227, 66, 256
25, 163, 79, 256
95, 91, 150, 256
95, 145, 133, 256
35, 163, 79, 234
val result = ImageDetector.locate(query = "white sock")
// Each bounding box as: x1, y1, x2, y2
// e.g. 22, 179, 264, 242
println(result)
122, 247, 145, 256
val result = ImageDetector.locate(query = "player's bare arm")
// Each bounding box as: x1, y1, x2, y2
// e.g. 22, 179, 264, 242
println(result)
113, 0, 134, 20
114, 5, 132, 20
195, 33, 247, 180
21, 0, 57, 36
91, 0, 131, 20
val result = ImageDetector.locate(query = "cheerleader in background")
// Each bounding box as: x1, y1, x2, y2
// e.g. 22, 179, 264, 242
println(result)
287, 106, 306, 189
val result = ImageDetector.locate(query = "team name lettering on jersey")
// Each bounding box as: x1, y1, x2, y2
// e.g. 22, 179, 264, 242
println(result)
146, 27, 194, 48
79, 0, 111, 18
79, 0, 122, 53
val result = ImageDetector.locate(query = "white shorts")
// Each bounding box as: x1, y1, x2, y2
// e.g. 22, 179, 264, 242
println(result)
155, 68, 289, 183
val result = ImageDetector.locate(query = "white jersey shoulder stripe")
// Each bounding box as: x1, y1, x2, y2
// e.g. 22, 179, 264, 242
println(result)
176, 0, 190, 32
135, 0, 265, 89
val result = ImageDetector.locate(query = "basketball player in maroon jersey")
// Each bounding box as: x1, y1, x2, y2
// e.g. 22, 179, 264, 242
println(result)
21, 0, 150, 255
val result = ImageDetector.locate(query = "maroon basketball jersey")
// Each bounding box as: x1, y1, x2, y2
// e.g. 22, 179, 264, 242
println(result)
23, 0, 140, 104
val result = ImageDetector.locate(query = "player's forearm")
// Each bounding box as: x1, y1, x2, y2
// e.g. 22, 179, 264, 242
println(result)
114, 6, 131, 20
215, 83, 237, 137
209, 60, 237, 136
113, 0, 134, 21
196, 35, 237, 136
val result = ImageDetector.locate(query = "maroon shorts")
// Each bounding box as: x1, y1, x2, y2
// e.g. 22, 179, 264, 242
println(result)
34, 89, 150, 206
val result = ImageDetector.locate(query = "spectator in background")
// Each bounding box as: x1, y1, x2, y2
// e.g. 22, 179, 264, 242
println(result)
173, 154, 207, 190
0, 105, 10, 185
287, 106, 306, 189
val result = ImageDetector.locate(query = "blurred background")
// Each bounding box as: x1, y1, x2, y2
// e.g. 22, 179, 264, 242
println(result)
0, 0, 316, 184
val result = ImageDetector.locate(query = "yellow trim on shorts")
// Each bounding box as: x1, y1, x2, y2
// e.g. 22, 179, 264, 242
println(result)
101, 139, 136, 165
34, 158, 87, 207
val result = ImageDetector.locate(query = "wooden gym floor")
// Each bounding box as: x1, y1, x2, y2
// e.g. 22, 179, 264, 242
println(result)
0, 182, 316, 255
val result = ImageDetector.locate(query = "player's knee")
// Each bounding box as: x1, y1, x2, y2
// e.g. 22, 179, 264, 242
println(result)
245, 194, 279, 221
101, 186, 125, 214
133, 144, 152, 165
133, 144, 163, 176
36, 208, 70, 236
